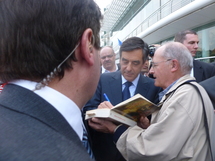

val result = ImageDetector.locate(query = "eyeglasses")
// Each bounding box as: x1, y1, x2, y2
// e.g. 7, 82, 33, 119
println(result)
151, 59, 172, 68
101, 54, 114, 60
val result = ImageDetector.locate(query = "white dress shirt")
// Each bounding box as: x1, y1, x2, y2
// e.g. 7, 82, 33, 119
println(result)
190, 67, 194, 77
101, 64, 119, 73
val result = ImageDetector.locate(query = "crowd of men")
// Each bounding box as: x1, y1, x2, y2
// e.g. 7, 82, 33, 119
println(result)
87, 33, 215, 161
0, 0, 214, 160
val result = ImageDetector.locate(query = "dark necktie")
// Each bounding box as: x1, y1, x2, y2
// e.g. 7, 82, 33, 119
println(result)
82, 126, 94, 159
122, 81, 132, 101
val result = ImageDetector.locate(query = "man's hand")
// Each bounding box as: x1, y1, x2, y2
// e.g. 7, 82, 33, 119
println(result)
98, 101, 113, 109
137, 115, 150, 129
88, 117, 117, 134
88, 101, 116, 133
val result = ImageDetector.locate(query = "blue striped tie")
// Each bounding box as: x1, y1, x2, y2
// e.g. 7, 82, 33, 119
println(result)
82, 127, 94, 159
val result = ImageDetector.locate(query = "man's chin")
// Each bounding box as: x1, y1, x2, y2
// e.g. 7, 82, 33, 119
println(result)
104, 65, 112, 69
191, 52, 196, 57
124, 74, 135, 82
154, 80, 159, 87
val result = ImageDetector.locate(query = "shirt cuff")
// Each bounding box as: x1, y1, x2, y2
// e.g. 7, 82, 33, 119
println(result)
113, 124, 128, 143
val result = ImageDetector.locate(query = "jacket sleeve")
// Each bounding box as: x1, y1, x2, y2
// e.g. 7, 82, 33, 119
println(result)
116, 86, 203, 161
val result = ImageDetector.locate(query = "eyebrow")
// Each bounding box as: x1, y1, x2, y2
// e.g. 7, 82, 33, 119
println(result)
122, 58, 141, 63
188, 41, 199, 43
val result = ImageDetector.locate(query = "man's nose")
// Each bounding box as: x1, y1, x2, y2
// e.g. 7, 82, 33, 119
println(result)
126, 63, 132, 71
149, 67, 154, 74
194, 43, 198, 49
105, 56, 110, 60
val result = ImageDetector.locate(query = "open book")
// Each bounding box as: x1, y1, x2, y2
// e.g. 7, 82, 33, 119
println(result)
85, 94, 160, 126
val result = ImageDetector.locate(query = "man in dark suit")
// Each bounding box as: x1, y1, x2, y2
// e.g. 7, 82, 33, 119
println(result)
0, 0, 102, 160
84, 37, 162, 161
210, 61, 215, 66
200, 76, 215, 109
174, 29, 215, 82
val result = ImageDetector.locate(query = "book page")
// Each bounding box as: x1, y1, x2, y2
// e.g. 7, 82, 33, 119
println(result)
112, 94, 159, 122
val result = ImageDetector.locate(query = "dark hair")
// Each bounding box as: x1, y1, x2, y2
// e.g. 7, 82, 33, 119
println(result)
174, 29, 197, 43
0, 0, 102, 82
119, 37, 149, 63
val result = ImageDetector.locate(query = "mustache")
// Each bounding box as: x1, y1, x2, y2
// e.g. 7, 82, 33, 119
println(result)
104, 60, 112, 63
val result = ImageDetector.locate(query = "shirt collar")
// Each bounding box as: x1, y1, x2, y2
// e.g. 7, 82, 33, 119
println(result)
9, 79, 83, 140
121, 74, 140, 87
158, 79, 178, 101
101, 64, 118, 73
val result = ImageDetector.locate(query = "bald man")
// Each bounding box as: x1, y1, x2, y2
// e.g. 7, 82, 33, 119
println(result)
100, 46, 120, 73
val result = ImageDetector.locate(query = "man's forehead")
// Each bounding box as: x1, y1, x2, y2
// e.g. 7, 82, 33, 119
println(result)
185, 34, 199, 41
100, 48, 113, 55
154, 46, 164, 58
121, 50, 143, 59
121, 48, 143, 55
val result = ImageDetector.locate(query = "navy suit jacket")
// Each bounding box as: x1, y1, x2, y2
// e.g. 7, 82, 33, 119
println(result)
193, 60, 215, 82
0, 84, 92, 161
84, 71, 162, 161
200, 76, 215, 109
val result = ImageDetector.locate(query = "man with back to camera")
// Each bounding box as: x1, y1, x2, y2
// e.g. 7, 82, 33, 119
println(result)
88, 42, 215, 161
0, 0, 102, 160
100, 46, 120, 73
84, 37, 162, 161
174, 29, 215, 82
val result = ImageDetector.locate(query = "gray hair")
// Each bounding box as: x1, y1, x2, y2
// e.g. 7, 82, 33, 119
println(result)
162, 42, 193, 75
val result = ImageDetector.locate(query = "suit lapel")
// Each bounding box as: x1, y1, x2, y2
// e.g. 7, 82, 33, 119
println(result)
109, 71, 123, 105
0, 84, 79, 141
135, 74, 149, 97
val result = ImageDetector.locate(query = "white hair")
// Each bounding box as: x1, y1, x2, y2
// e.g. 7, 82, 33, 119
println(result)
162, 42, 193, 75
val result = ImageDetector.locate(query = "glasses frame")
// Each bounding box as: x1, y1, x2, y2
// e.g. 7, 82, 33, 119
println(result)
101, 54, 114, 60
151, 59, 172, 68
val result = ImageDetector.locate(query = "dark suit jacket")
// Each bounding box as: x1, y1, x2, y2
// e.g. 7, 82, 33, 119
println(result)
0, 84, 92, 161
193, 60, 215, 82
84, 71, 162, 161
200, 76, 215, 109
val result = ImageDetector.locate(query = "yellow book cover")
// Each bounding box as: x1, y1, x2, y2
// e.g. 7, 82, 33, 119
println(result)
85, 94, 160, 126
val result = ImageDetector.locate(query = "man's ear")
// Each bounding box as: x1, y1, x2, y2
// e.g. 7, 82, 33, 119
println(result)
171, 59, 179, 72
80, 28, 95, 66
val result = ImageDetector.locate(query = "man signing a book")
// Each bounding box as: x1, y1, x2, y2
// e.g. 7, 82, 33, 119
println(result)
89, 42, 215, 161
84, 37, 161, 161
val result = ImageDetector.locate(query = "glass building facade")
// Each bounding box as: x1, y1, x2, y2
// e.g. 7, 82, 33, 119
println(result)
100, 0, 215, 62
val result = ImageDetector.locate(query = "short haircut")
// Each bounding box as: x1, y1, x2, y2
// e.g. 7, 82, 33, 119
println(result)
162, 42, 193, 75
174, 29, 197, 43
119, 37, 149, 63
0, 0, 102, 82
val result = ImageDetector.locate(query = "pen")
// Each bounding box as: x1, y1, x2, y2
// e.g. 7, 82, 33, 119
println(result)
103, 93, 110, 102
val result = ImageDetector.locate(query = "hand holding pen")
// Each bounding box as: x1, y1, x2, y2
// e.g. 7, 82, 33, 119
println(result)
97, 93, 113, 109
103, 93, 110, 102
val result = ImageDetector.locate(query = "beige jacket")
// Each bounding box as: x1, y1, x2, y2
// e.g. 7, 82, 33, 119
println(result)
117, 75, 215, 161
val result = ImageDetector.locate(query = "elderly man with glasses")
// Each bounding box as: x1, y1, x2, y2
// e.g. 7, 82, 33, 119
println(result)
89, 42, 215, 161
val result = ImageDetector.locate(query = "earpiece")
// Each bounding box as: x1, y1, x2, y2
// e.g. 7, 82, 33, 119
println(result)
89, 47, 93, 53
89, 35, 95, 53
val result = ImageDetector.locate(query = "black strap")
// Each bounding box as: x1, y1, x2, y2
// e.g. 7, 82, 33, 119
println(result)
171, 80, 213, 160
